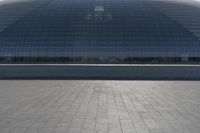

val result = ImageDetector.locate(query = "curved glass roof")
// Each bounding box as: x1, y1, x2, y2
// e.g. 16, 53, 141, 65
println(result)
0, 0, 200, 59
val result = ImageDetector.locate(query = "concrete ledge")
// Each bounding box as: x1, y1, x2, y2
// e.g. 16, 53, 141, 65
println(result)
0, 65, 200, 80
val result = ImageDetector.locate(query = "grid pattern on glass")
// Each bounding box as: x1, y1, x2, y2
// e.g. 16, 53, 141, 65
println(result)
144, 0, 200, 40
0, 0, 200, 64
0, 0, 49, 32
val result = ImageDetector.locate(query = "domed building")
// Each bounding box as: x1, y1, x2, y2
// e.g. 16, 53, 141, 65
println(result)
0, 0, 200, 64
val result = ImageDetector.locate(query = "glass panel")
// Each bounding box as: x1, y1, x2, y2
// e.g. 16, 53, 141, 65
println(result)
0, 0, 200, 64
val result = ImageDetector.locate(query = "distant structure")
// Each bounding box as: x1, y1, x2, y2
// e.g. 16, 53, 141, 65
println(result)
0, 0, 200, 64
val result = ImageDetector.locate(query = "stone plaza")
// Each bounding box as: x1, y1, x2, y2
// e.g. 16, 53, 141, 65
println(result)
0, 80, 200, 133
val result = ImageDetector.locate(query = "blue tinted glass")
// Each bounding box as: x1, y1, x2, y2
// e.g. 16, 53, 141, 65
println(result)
0, 0, 200, 63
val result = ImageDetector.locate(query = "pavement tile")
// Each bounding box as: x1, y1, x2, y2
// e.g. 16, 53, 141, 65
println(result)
0, 81, 199, 133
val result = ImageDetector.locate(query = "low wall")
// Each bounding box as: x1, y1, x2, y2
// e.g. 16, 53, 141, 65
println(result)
0, 65, 200, 80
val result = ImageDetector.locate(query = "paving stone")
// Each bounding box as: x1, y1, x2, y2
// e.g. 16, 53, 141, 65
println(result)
54, 126, 68, 133
0, 80, 200, 133
144, 119, 160, 129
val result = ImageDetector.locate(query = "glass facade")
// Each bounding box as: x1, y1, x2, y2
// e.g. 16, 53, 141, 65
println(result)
0, 0, 200, 64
